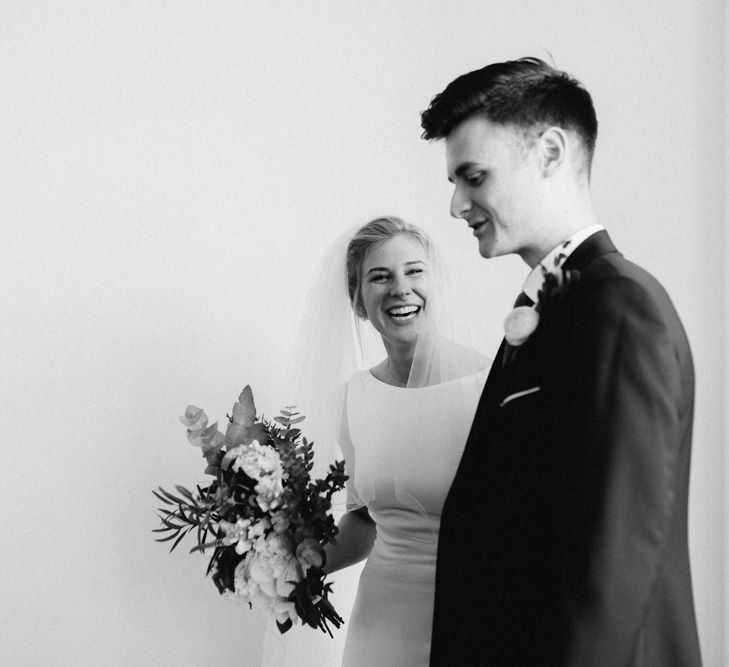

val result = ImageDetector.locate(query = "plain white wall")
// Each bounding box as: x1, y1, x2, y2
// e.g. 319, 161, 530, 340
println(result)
724, 2, 729, 661
2, 2, 725, 665
726, 2, 729, 659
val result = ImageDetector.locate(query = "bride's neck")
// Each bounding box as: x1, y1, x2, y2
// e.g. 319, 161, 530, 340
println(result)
376, 341, 415, 387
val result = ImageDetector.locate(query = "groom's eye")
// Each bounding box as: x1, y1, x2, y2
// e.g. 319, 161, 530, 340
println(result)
466, 172, 485, 186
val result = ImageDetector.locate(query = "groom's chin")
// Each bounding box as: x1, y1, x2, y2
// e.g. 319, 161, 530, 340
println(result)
476, 237, 512, 260
476, 241, 496, 259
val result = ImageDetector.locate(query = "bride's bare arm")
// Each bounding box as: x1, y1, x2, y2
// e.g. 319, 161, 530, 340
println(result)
323, 506, 376, 574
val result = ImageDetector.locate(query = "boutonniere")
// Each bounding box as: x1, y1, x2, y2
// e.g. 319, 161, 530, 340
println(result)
503, 264, 582, 349
504, 304, 539, 346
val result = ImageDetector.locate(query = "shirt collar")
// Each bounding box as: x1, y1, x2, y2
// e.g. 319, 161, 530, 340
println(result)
522, 224, 605, 302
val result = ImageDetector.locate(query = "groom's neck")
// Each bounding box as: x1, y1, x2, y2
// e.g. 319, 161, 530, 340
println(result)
520, 189, 598, 269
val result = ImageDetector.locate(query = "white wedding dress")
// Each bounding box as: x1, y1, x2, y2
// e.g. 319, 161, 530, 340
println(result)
339, 368, 488, 666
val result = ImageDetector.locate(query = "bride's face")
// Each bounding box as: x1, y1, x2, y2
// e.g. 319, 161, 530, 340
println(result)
360, 234, 429, 348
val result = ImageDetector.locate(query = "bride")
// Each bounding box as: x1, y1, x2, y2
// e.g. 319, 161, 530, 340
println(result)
264, 216, 489, 665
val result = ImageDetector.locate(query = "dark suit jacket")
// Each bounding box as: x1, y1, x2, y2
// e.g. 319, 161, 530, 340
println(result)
431, 231, 701, 666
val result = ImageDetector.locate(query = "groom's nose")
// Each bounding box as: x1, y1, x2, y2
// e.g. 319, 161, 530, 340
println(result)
450, 186, 470, 219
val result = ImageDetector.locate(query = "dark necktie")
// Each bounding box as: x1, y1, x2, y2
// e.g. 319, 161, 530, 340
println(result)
513, 291, 534, 309
501, 291, 535, 367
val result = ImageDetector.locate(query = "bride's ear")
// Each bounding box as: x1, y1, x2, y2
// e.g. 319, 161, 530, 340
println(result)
536, 127, 567, 176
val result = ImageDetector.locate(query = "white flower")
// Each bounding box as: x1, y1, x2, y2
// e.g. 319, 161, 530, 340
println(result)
274, 557, 300, 598
248, 518, 270, 539
219, 518, 253, 555
236, 440, 285, 480
249, 556, 278, 598
503, 305, 539, 346
262, 532, 292, 557
296, 537, 325, 571
242, 533, 301, 601
227, 440, 287, 510
271, 600, 298, 626
270, 510, 289, 533
233, 557, 253, 594
254, 477, 284, 512
236, 575, 273, 610
221, 444, 244, 469
232, 555, 297, 624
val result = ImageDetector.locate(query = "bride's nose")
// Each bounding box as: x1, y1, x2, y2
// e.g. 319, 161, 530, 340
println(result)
390, 273, 411, 296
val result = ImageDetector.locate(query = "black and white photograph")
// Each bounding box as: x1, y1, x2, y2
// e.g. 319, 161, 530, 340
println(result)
2, 2, 726, 665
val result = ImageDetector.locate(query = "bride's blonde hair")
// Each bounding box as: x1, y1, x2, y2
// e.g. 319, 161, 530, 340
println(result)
346, 216, 431, 320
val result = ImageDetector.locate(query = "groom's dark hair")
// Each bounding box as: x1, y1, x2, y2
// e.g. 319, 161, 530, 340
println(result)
420, 57, 598, 172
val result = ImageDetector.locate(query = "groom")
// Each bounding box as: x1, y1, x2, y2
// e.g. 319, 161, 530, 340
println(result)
421, 58, 701, 665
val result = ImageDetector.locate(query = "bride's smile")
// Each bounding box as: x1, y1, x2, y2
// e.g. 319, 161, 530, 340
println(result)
385, 304, 421, 322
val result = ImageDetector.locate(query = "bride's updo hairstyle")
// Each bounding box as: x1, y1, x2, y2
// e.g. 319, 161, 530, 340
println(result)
346, 216, 431, 320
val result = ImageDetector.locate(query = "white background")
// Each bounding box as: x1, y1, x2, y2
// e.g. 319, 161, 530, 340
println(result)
1, 2, 726, 665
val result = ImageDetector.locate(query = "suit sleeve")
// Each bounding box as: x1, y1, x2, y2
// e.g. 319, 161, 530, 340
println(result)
562, 276, 688, 664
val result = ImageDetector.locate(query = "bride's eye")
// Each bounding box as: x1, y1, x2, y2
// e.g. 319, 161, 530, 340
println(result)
407, 268, 423, 276
370, 273, 389, 283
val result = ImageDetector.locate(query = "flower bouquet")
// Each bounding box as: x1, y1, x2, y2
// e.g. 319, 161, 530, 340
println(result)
153, 385, 347, 635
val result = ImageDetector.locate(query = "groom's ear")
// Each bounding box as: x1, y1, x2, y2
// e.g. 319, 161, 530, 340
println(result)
536, 126, 567, 176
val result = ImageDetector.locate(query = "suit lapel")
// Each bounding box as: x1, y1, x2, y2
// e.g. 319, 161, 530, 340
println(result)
483, 339, 508, 398
482, 230, 620, 404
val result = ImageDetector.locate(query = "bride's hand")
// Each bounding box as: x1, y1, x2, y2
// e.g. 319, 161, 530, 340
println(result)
323, 507, 376, 574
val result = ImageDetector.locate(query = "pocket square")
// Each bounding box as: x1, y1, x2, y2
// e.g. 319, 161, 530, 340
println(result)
499, 386, 541, 407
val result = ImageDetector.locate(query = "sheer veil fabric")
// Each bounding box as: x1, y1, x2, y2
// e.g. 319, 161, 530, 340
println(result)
261, 225, 491, 665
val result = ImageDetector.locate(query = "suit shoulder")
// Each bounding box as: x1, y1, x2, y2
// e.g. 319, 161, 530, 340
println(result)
583, 252, 662, 291
571, 256, 689, 349
580, 255, 677, 313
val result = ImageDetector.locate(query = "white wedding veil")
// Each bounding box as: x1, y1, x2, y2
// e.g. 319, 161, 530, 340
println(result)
261, 217, 491, 664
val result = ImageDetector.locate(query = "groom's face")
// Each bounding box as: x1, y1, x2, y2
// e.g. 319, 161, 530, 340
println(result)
445, 116, 542, 260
